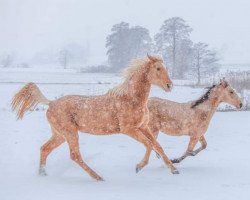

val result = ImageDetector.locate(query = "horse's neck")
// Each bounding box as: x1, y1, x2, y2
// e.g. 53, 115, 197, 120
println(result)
202, 90, 221, 117
128, 73, 151, 105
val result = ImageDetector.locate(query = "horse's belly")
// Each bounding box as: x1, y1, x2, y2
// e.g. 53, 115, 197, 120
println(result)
162, 127, 186, 136
78, 123, 119, 135
77, 113, 120, 135
160, 119, 184, 135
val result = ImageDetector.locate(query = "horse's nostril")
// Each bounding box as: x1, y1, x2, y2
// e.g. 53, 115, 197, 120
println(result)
167, 83, 172, 89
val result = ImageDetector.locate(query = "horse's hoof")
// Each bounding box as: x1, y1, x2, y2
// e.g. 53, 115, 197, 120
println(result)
95, 176, 104, 181
39, 167, 47, 176
172, 169, 180, 174
189, 152, 196, 156
136, 165, 141, 173
171, 159, 180, 163
97, 178, 104, 181
39, 170, 47, 176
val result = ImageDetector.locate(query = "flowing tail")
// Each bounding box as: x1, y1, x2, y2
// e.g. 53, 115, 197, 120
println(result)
11, 82, 51, 119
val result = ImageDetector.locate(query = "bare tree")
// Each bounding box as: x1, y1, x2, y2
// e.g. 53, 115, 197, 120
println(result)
192, 42, 219, 85
58, 49, 71, 69
1, 54, 14, 68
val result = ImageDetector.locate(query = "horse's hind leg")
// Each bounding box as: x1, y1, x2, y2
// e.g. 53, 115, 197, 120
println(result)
64, 131, 104, 181
39, 129, 65, 176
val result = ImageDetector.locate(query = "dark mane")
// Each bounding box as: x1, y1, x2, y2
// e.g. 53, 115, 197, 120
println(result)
191, 84, 216, 108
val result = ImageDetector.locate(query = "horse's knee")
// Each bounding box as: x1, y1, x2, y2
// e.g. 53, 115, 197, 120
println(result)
70, 151, 81, 162
151, 144, 164, 156
70, 152, 77, 160
138, 136, 151, 148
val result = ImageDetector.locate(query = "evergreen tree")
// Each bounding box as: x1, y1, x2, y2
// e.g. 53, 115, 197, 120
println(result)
155, 17, 192, 78
106, 22, 152, 72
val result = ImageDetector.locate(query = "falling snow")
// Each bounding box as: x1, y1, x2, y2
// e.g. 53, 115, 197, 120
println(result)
1, 71, 250, 200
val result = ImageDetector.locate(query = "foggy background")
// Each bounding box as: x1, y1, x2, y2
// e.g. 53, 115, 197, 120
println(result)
1, 2, 250, 199
1, 0, 250, 66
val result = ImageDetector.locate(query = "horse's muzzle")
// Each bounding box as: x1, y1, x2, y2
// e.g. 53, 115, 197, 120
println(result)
166, 83, 173, 90
162, 83, 173, 92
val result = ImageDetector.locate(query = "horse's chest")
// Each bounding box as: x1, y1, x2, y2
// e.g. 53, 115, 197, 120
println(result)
129, 107, 145, 119
120, 105, 147, 126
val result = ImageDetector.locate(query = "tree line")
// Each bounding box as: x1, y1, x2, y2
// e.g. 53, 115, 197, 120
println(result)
0, 17, 219, 84
106, 17, 219, 84
0, 43, 89, 70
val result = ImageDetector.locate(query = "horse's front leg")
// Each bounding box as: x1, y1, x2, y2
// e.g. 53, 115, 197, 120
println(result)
129, 127, 179, 174
171, 136, 200, 163
190, 135, 207, 156
136, 147, 152, 173
136, 130, 160, 173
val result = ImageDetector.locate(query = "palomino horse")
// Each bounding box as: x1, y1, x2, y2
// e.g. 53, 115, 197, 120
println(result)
11, 55, 179, 181
135, 79, 242, 172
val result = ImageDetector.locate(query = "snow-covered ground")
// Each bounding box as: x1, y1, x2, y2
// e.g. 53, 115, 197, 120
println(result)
1, 71, 250, 200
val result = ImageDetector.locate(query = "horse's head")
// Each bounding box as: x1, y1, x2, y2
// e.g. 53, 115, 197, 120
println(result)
217, 79, 242, 109
146, 54, 172, 92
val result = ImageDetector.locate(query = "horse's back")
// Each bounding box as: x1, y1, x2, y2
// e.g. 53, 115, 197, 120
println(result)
148, 97, 186, 115
47, 95, 120, 134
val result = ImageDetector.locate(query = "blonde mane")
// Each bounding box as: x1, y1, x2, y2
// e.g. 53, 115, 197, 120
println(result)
107, 58, 149, 96
108, 55, 163, 97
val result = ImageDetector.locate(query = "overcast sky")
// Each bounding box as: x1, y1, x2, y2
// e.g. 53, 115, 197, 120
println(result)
0, 0, 250, 64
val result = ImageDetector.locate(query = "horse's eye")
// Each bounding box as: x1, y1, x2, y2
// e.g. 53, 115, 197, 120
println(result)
157, 67, 161, 71
230, 91, 234, 94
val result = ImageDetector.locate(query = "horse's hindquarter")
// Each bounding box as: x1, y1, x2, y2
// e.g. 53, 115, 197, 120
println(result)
47, 95, 120, 135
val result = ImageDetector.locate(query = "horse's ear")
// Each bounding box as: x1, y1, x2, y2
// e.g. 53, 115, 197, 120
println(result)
147, 54, 157, 62
220, 77, 228, 88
